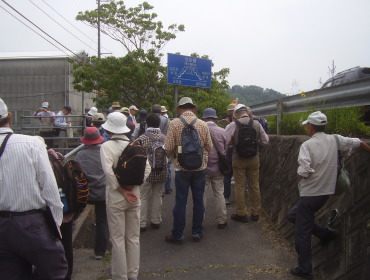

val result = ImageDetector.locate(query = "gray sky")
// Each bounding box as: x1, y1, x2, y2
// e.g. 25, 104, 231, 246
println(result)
1, 0, 370, 94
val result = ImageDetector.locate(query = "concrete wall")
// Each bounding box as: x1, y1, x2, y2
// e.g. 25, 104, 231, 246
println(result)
259, 135, 370, 280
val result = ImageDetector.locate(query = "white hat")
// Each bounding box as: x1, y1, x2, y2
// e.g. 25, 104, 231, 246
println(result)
102, 112, 130, 134
88, 107, 98, 115
234, 104, 247, 112
129, 105, 138, 111
42, 102, 49, 108
161, 106, 168, 113
302, 111, 328, 126
0, 98, 9, 119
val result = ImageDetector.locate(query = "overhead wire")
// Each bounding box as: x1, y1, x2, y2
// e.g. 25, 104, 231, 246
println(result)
1, 0, 84, 59
0, 4, 70, 56
28, 0, 98, 54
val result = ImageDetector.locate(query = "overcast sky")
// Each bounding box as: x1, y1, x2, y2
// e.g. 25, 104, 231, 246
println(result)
1, 0, 370, 94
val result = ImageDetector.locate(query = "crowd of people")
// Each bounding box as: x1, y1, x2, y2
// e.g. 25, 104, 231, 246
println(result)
1, 96, 370, 280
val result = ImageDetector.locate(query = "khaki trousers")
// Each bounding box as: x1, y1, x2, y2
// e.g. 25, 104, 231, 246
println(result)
204, 174, 227, 224
139, 181, 163, 227
107, 198, 140, 280
232, 155, 261, 217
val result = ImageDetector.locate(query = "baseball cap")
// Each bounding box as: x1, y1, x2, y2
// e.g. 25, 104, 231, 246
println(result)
302, 111, 328, 126
234, 104, 248, 112
42, 102, 49, 108
80, 127, 104, 145
120, 107, 130, 114
0, 98, 9, 119
227, 103, 236, 111
129, 105, 138, 110
92, 113, 106, 122
102, 112, 130, 134
63, 105, 72, 113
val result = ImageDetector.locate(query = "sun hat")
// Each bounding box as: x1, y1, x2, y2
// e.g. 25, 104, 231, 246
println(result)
302, 111, 328, 126
129, 105, 138, 111
0, 98, 9, 119
42, 102, 49, 108
102, 112, 130, 134
161, 106, 168, 113
201, 108, 218, 119
92, 113, 106, 122
120, 107, 130, 114
227, 103, 236, 111
88, 107, 98, 115
80, 127, 104, 145
234, 104, 248, 112
178, 97, 196, 107
111, 102, 121, 109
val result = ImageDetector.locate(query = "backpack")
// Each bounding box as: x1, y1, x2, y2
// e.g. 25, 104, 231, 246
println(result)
145, 132, 167, 171
111, 138, 147, 190
178, 116, 203, 170
235, 118, 258, 158
254, 117, 268, 133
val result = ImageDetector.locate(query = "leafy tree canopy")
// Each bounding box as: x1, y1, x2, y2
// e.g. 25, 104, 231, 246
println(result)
229, 85, 285, 106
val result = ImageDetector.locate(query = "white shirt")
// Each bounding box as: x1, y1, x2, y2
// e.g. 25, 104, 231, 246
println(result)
0, 127, 63, 225
297, 132, 361, 196
54, 110, 69, 128
100, 134, 151, 204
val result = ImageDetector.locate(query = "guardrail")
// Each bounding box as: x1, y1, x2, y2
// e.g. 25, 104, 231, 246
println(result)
250, 77, 370, 134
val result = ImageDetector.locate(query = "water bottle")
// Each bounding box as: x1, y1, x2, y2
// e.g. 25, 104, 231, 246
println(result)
59, 188, 69, 213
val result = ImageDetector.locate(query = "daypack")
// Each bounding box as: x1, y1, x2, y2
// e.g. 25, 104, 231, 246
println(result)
48, 151, 89, 214
178, 116, 203, 170
235, 118, 258, 158
145, 132, 167, 171
254, 117, 268, 133
111, 138, 147, 190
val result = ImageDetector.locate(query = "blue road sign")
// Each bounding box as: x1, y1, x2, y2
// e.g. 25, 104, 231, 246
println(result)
167, 53, 212, 88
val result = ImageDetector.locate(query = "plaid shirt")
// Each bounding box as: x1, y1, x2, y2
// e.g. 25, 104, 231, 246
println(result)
164, 111, 213, 171
138, 129, 168, 183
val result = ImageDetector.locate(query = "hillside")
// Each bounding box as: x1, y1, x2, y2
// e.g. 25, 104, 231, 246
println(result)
228, 85, 286, 106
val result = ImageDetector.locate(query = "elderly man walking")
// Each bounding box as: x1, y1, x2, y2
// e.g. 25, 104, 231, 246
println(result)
164, 97, 212, 243
226, 104, 269, 223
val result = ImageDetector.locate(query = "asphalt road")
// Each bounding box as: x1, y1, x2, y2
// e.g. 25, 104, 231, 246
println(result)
72, 182, 297, 280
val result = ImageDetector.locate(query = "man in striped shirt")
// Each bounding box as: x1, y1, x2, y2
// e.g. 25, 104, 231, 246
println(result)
0, 98, 67, 279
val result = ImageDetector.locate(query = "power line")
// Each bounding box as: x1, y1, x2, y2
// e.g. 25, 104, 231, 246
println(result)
1, 0, 83, 59
28, 0, 98, 54
0, 4, 70, 56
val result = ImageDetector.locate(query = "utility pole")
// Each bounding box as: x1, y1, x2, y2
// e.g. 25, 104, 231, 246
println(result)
97, 0, 101, 58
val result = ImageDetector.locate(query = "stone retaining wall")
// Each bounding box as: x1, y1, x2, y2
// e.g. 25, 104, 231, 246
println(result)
259, 135, 370, 280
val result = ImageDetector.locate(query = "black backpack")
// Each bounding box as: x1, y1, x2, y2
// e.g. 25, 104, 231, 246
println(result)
111, 138, 147, 190
145, 132, 167, 172
235, 118, 258, 158
178, 116, 203, 170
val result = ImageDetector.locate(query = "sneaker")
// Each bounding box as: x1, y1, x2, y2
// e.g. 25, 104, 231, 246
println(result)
250, 214, 259, 221
192, 234, 203, 242
224, 197, 230, 205
95, 255, 103, 260
290, 267, 313, 279
231, 214, 248, 223
320, 228, 338, 247
165, 234, 183, 244
217, 222, 228, 229
327, 209, 338, 226
165, 189, 172, 194
151, 223, 160, 229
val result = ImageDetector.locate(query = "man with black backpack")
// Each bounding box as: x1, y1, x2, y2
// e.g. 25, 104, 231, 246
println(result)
226, 104, 269, 223
164, 97, 212, 244
137, 114, 168, 232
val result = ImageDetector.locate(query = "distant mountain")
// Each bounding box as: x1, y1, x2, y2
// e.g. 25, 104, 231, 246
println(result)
228, 85, 286, 106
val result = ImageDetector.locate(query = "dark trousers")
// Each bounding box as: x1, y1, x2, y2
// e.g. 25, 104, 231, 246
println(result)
287, 195, 331, 273
40, 131, 54, 148
61, 220, 73, 280
94, 203, 108, 256
223, 147, 233, 198
0, 213, 68, 280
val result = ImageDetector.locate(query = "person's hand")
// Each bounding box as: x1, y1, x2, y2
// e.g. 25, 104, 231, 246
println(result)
117, 186, 138, 203
67, 122, 71, 127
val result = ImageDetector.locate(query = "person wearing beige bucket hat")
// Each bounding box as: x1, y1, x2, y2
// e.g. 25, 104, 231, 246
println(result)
100, 111, 150, 280
75, 127, 108, 261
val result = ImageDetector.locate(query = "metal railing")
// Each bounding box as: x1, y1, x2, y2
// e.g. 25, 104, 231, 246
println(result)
250, 77, 370, 134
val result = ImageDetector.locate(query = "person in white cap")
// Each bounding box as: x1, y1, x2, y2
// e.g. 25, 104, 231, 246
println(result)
34, 101, 56, 147
287, 111, 370, 279
128, 105, 139, 125
0, 98, 67, 279
85, 106, 98, 127
225, 104, 269, 223
99, 112, 150, 280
